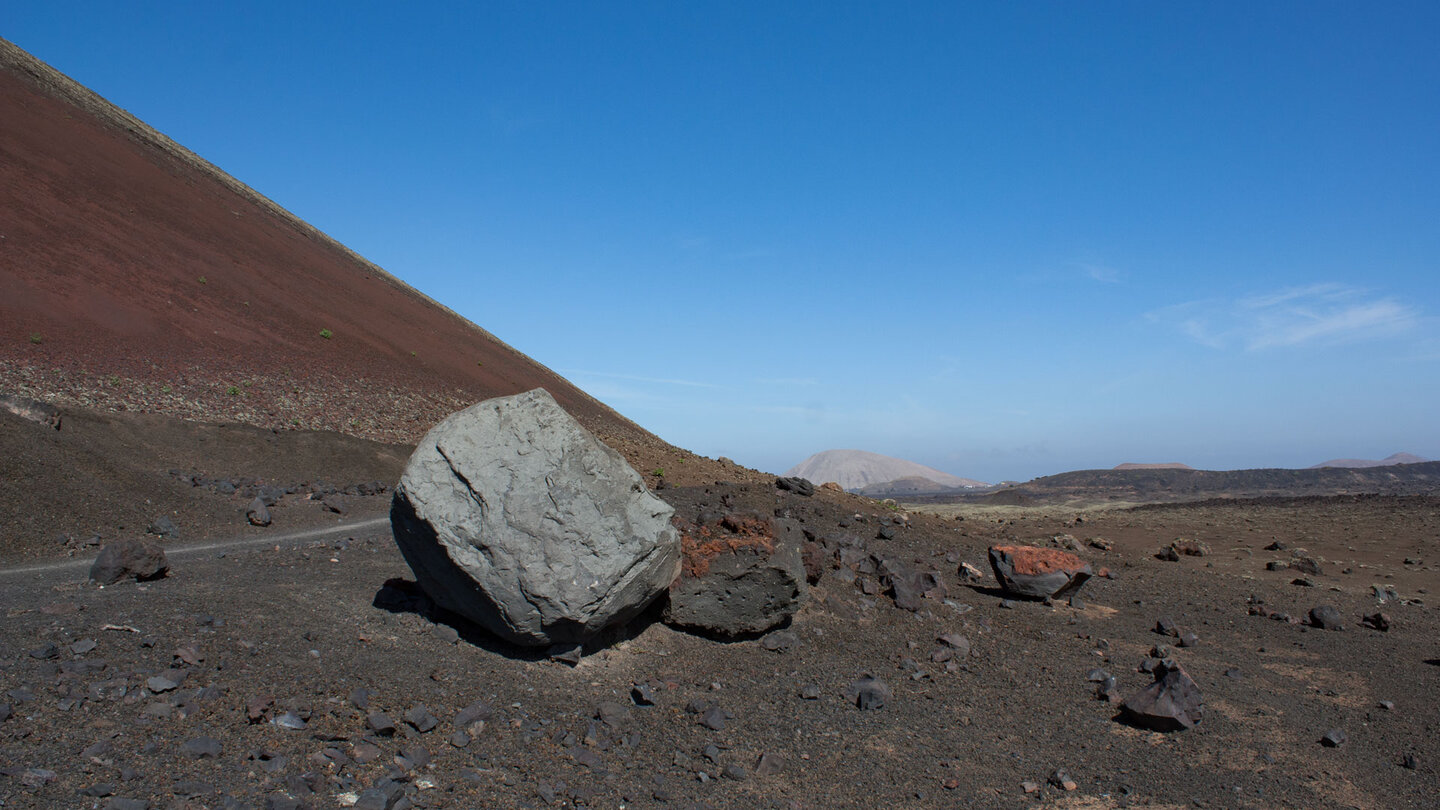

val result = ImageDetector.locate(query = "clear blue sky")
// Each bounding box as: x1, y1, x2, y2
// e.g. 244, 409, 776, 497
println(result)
8, 2, 1439, 482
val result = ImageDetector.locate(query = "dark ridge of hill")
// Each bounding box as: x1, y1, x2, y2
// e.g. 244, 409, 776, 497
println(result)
0, 38, 652, 452
1113, 462, 1194, 470
1309, 452, 1430, 469
907, 461, 1440, 506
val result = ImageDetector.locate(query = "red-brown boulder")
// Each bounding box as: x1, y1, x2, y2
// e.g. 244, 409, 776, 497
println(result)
987, 545, 1094, 599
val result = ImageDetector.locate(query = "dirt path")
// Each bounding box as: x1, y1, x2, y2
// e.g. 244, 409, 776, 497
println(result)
0, 516, 390, 582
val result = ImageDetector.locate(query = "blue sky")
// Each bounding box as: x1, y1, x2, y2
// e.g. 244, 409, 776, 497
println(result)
8, 2, 1439, 482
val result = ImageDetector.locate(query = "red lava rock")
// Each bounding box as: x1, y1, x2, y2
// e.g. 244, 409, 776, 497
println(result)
988, 545, 1094, 599
665, 512, 806, 637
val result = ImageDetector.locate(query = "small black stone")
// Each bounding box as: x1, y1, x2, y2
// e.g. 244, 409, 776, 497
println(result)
404, 704, 439, 733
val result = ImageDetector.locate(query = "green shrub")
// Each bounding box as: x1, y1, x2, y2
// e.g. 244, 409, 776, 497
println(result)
198, 276, 207, 284
319, 328, 333, 339
226, 385, 240, 396
28, 333, 42, 344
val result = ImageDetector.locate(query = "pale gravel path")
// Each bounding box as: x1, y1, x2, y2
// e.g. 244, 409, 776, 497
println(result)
0, 515, 390, 581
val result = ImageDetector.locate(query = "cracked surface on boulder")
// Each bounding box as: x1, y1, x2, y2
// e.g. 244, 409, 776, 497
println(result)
391, 389, 680, 646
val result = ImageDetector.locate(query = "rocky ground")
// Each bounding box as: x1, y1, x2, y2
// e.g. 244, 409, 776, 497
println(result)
1, 407, 1437, 809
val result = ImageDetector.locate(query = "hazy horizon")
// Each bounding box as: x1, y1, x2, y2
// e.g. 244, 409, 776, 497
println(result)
7, 3, 1438, 483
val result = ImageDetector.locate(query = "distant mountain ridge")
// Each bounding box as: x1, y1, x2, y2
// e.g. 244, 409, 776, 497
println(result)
910, 461, 1440, 506
1114, 462, 1194, 470
785, 450, 987, 493
1308, 452, 1429, 469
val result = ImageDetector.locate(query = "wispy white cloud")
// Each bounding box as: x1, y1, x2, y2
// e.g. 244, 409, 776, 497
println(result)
566, 370, 720, 389
1079, 262, 1121, 284
1147, 283, 1420, 350
750, 405, 822, 416
754, 376, 820, 386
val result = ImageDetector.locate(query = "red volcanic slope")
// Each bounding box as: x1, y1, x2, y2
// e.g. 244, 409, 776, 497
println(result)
0, 39, 646, 446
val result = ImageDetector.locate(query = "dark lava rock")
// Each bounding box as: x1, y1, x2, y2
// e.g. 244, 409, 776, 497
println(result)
246, 498, 272, 527
180, 736, 223, 759
1308, 605, 1345, 630
89, 539, 170, 585
759, 629, 799, 653
1321, 728, 1348, 747
775, 476, 815, 497
354, 784, 403, 810
270, 712, 306, 730
1155, 616, 1180, 637
1291, 556, 1323, 576
146, 670, 186, 692
1362, 612, 1392, 631
937, 632, 970, 658
882, 561, 944, 611
988, 545, 1093, 599
595, 701, 629, 727
28, 641, 58, 660
404, 705, 438, 733
1119, 660, 1203, 732
631, 683, 656, 706
1178, 630, 1200, 648
366, 712, 398, 736
1155, 546, 1181, 562
547, 643, 584, 665
454, 700, 492, 729
844, 676, 891, 710
146, 516, 179, 538
755, 752, 784, 777
665, 512, 806, 637
700, 706, 729, 731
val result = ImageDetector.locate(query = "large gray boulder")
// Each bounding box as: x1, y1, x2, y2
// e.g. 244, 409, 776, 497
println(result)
390, 389, 680, 647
